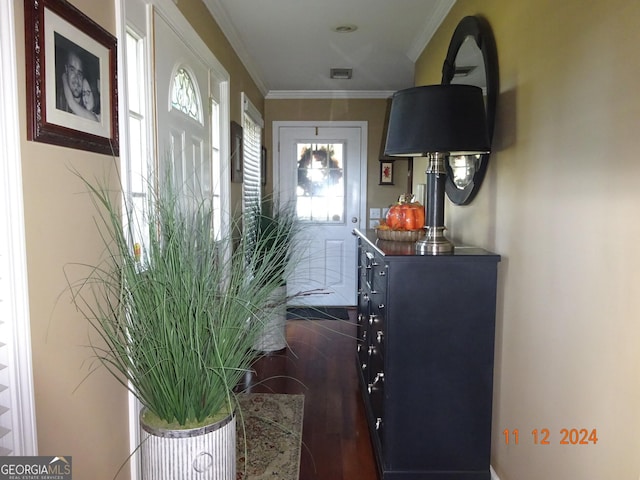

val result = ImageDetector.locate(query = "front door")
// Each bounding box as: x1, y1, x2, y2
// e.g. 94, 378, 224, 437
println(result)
275, 122, 367, 307
154, 10, 221, 229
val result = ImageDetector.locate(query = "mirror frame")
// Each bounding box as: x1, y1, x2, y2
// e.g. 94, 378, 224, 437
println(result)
441, 16, 499, 205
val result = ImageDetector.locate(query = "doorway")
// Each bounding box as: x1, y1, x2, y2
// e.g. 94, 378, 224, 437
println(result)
274, 122, 367, 307
121, 2, 230, 477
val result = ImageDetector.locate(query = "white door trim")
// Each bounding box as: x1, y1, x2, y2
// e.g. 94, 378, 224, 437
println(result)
272, 121, 368, 232
0, 0, 38, 456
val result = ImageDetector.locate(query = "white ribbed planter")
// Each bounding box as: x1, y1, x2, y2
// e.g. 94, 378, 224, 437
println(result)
253, 285, 287, 352
140, 411, 236, 480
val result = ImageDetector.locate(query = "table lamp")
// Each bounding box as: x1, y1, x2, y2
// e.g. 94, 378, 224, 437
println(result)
384, 84, 490, 254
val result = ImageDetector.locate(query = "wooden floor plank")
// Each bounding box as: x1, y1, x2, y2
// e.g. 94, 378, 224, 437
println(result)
242, 315, 378, 480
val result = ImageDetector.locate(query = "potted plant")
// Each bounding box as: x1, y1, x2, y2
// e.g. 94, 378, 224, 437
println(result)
249, 199, 299, 352
68, 177, 291, 479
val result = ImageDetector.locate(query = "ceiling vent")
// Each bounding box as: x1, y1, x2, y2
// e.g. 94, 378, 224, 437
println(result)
330, 68, 353, 80
454, 65, 477, 77
332, 24, 358, 33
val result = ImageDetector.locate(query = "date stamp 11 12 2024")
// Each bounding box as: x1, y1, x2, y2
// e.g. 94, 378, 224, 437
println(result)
502, 428, 598, 446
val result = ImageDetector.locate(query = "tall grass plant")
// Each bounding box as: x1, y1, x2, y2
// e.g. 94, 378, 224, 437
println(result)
69, 178, 291, 428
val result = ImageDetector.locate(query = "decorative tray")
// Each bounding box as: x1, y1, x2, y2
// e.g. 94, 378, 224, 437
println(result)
374, 227, 425, 242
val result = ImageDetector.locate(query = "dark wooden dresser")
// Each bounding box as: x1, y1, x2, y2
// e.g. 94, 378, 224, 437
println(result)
354, 229, 500, 480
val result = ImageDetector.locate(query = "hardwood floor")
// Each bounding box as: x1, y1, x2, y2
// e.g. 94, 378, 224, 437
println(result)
240, 312, 379, 480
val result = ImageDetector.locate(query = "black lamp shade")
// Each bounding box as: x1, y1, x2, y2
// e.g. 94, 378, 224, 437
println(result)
384, 84, 490, 157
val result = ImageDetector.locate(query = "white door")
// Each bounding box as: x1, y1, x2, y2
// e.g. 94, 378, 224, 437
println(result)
275, 123, 367, 307
154, 10, 219, 226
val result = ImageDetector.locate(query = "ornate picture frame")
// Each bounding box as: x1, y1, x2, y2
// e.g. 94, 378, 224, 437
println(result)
24, 0, 119, 155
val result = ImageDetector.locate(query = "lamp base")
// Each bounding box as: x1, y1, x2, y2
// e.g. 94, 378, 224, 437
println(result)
415, 226, 454, 255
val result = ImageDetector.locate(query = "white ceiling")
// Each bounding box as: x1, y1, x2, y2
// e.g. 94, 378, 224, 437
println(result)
202, 0, 456, 98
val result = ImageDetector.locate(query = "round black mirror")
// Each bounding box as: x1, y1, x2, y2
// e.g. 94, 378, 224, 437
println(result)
442, 16, 498, 205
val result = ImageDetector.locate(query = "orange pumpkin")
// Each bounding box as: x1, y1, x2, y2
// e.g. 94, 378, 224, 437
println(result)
385, 194, 425, 231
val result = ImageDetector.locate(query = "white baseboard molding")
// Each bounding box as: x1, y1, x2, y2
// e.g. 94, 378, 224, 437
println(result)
490, 465, 500, 480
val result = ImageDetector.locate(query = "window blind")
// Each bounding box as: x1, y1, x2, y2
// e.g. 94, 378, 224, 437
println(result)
241, 93, 263, 246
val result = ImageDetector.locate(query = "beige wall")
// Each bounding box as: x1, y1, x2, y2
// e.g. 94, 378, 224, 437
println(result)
416, 1, 640, 479
265, 98, 410, 225
15, 1, 130, 479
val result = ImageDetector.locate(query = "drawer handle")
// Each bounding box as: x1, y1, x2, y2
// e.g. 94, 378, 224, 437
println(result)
375, 418, 383, 431
376, 331, 384, 344
368, 314, 379, 325
378, 303, 385, 310
367, 372, 385, 394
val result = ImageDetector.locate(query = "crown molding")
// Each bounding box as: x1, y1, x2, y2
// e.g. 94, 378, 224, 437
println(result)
266, 90, 395, 100
406, 0, 456, 62
202, 0, 269, 95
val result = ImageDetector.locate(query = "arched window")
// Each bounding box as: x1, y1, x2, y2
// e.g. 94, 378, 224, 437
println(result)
170, 67, 201, 122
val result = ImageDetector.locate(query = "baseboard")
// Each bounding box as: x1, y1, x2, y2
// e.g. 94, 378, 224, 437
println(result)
286, 306, 350, 320
490, 465, 500, 480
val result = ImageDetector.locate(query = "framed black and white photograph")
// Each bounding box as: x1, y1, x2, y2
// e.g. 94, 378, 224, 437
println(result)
25, 0, 119, 155
379, 160, 394, 185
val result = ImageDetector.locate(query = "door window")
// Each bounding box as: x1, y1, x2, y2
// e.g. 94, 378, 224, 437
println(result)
296, 142, 345, 223
170, 67, 202, 123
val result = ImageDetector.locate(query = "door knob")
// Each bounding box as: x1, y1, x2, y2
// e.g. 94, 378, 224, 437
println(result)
351, 217, 358, 223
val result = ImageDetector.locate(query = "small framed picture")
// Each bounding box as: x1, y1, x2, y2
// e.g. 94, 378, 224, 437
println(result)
24, 0, 119, 155
230, 121, 243, 183
379, 160, 394, 185
261, 146, 267, 186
